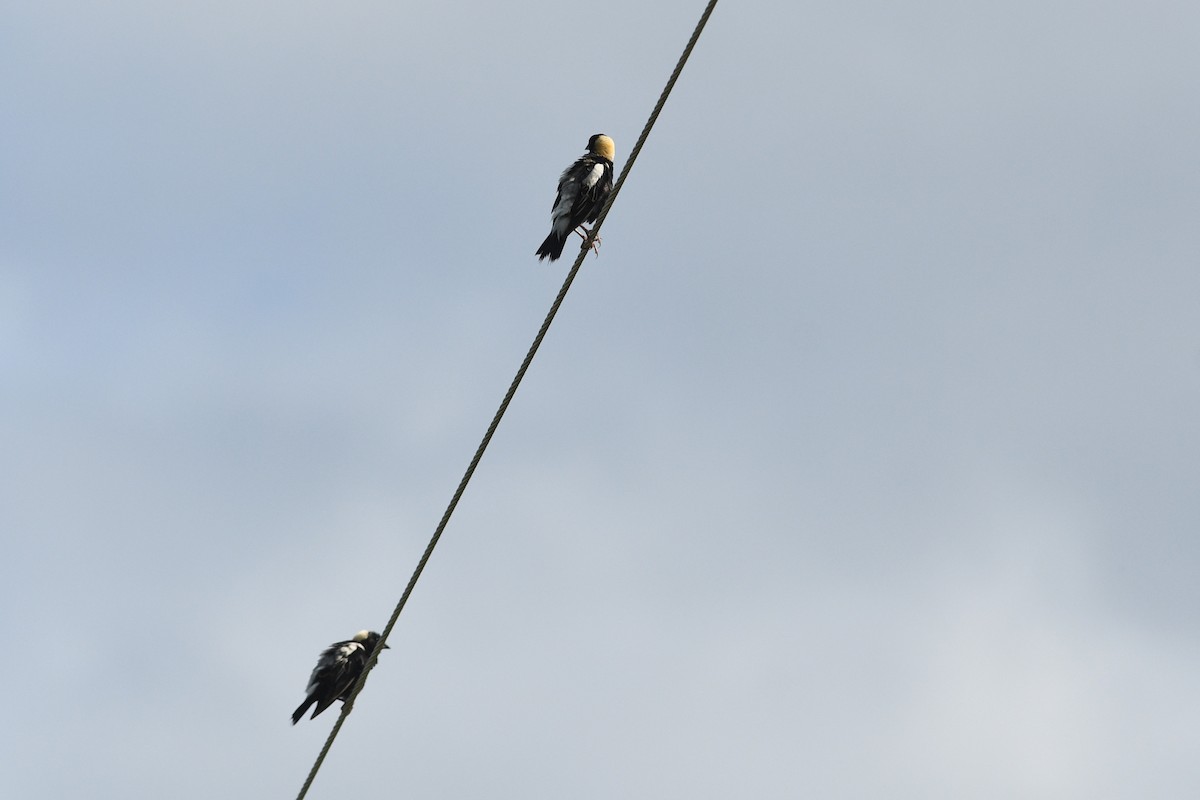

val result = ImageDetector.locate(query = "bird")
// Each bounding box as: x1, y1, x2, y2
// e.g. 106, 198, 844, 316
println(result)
536, 133, 615, 262
291, 630, 389, 724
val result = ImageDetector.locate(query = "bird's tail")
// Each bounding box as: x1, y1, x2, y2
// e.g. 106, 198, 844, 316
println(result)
536, 231, 566, 262
291, 696, 317, 725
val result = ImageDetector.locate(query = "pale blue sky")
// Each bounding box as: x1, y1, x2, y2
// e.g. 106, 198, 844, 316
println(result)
3, 1, 1199, 797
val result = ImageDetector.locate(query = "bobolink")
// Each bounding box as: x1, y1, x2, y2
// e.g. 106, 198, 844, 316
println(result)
291, 630, 389, 724
536, 133, 615, 262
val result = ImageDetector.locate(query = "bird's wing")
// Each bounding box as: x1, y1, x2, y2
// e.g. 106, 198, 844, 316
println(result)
332, 644, 371, 701
306, 640, 361, 695
552, 156, 610, 230
551, 161, 584, 212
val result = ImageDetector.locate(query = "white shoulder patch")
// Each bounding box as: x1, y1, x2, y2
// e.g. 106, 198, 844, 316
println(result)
581, 163, 605, 190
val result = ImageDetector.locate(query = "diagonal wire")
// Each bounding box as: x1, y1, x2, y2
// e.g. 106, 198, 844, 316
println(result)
295, 1, 719, 797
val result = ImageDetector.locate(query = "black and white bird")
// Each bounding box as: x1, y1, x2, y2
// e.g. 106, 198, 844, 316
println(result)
536, 133, 615, 262
291, 630, 389, 724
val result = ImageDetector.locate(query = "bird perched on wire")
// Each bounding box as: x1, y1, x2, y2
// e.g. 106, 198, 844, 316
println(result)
536, 133, 615, 262
291, 630, 389, 724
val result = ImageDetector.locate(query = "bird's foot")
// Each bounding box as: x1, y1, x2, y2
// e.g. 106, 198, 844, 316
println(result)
575, 226, 602, 256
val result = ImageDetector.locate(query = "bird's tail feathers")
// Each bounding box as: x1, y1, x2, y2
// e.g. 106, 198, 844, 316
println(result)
291, 696, 316, 725
536, 231, 566, 262
312, 696, 338, 719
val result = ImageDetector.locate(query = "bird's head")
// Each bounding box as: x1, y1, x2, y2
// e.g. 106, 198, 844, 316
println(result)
587, 133, 615, 161
354, 630, 391, 650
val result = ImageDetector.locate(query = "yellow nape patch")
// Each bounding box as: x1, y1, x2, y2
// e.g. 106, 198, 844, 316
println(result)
589, 134, 615, 161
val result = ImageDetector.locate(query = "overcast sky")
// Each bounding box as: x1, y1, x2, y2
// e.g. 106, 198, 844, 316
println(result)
4, 1, 1199, 797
